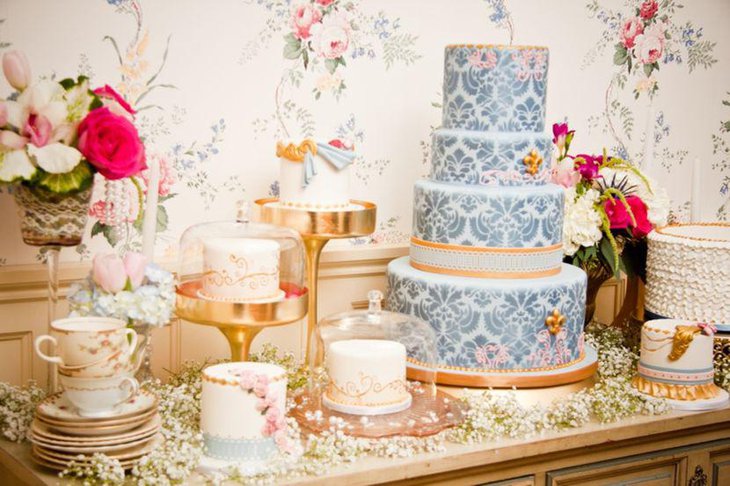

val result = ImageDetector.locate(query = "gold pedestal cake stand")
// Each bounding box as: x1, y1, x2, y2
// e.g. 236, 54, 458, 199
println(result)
175, 280, 308, 361
255, 198, 377, 363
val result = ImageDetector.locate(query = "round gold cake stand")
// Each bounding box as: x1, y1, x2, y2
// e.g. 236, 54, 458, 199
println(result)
255, 198, 377, 363
175, 280, 308, 361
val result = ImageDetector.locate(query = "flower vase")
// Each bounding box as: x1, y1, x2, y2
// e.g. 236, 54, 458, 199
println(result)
584, 264, 612, 327
13, 184, 93, 247
131, 322, 154, 382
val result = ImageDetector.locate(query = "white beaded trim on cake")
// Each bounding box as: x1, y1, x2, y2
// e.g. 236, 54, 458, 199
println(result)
410, 238, 563, 277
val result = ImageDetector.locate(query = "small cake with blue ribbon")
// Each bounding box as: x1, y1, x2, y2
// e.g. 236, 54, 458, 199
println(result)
633, 319, 728, 410
200, 362, 289, 464
277, 138, 356, 210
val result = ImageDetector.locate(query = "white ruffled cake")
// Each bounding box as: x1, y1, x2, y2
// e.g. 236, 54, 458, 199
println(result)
633, 319, 727, 409
645, 223, 730, 332
277, 138, 356, 210
200, 362, 288, 463
201, 237, 283, 303
323, 339, 412, 415
386, 44, 595, 388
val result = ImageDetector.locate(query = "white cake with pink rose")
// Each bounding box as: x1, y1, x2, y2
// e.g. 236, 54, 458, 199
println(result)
276, 138, 356, 210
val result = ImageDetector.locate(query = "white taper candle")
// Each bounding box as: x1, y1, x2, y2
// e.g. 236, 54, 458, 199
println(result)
690, 157, 702, 223
141, 157, 160, 260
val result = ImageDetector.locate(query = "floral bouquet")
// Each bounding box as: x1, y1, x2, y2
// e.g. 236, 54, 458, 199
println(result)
0, 50, 146, 245
67, 252, 174, 328
550, 122, 670, 288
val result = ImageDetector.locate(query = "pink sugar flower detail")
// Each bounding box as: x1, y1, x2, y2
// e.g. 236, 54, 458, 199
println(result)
253, 375, 270, 398
239, 370, 257, 390
256, 391, 279, 412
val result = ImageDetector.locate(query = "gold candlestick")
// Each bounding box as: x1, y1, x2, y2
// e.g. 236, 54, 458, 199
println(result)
255, 198, 377, 362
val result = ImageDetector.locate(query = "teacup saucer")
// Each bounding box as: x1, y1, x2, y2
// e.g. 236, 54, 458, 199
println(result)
37, 389, 157, 423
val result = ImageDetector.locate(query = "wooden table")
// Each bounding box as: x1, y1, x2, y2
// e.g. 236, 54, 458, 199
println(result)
2, 406, 730, 485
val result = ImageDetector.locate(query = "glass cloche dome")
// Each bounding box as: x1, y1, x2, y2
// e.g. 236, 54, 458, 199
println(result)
176, 202, 307, 323
310, 290, 438, 394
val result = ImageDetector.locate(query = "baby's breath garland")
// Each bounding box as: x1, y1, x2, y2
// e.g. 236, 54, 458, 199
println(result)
1, 325, 716, 484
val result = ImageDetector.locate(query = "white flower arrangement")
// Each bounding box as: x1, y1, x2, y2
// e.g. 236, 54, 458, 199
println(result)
0, 327, 680, 484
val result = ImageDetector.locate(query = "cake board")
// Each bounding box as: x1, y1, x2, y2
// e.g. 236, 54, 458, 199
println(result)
636, 388, 729, 412
407, 344, 598, 389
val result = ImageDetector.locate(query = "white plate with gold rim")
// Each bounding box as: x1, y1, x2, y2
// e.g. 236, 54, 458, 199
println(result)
31, 415, 160, 444
38, 412, 155, 437
32, 450, 138, 470
36, 389, 157, 423
36, 405, 157, 428
34, 434, 162, 462
30, 430, 161, 454
31, 416, 160, 447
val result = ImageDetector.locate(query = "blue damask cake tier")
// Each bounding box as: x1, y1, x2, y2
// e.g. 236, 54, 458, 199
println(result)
430, 129, 552, 186
411, 179, 563, 276
386, 257, 597, 387
442, 44, 548, 132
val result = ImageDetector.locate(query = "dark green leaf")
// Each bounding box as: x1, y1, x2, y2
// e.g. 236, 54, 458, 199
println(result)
91, 221, 105, 237
59, 78, 75, 90
156, 204, 169, 232
643, 63, 654, 77
599, 237, 619, 278
324, 58, 337, 74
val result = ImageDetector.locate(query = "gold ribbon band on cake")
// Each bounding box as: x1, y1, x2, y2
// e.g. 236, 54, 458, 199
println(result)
276, 139, 317, 162
631, 375, 720, 401
409, 237, 562, 279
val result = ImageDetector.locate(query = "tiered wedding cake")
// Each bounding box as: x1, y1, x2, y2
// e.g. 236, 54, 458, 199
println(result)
387, 44, 596, 387
645, 223, 730, 332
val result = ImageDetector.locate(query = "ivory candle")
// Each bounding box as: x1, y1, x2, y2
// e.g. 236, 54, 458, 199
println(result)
141, 157, 160, 260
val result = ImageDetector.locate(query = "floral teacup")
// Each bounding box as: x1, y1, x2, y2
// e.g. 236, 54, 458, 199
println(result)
59, 373, 139, 418
35, 317, 138, 378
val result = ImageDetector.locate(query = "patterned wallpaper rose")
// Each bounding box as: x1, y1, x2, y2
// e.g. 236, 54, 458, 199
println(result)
0, 0, 727, 265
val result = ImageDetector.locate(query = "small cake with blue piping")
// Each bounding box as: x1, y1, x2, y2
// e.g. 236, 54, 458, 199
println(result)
277, 138, 356, 211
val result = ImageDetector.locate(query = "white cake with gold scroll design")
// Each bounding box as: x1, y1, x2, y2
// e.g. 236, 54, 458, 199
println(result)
201, 237, 283, 303
323, 339, 412, 416
633, 319, 728, 410
645, 223, 730, 332
277, 138, 356, 210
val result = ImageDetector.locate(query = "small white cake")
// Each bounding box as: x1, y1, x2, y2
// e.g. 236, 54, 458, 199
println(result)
633, 319, 727, 409
277, 138, 356, 211
201, 237, 281, 302
201, 362, 288, 462
645, 223, 730, 332
323, 339, 411, 415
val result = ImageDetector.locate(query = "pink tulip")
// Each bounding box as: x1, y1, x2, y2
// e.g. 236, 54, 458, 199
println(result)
2, 50, 31, 91
122, 252, 147, 290
0, 102, 7, 127
23, 113, 52, 147
92, 254, 127, 294
0, 130, 29, 150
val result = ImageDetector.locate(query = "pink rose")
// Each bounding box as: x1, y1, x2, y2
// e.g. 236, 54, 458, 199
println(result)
316, 0, 334, 6
253, 375, 269, 398
87, 183, 140, 225
0, 102, 7, 127
238, 370, 257, 390
78, 107, 146, 180
265, 405, 281, 423
310, 12, 351, 59
92, 253, 127, 293
2, 50, 31, 91
627, 196, 652, 237
639, 0, 658, 20
290, 4, 322, 40
123, 252, 147, 290
604, 197, 632, 230
550, 158, 580, 188
255, 391, 279, 412
621, 17, 644, 49
23, 113, 52, 147
634, 24, 665, 65
93, 85, 136, 119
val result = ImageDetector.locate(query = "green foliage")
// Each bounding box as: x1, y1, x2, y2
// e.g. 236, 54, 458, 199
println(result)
382, 33, 421, 70
36, 160, 93, 194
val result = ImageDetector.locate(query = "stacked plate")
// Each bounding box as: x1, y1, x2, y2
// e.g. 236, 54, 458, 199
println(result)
30, 390, 162, 471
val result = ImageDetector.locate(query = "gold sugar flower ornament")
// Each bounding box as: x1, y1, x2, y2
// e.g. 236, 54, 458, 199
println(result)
276, 139, 318, 162
545, 308, 566, 335
523, 149, 543, 176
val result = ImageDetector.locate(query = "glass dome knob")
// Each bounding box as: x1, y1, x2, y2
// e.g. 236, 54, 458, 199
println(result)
367, 289, 383, 322
236, 200, 251, 224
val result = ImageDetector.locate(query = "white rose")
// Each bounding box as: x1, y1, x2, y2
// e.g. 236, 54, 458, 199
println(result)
310, 12, 351, 59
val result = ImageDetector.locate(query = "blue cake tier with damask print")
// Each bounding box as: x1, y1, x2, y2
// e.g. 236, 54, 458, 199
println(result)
387, 257, 596, 387
442, 44, 548, 132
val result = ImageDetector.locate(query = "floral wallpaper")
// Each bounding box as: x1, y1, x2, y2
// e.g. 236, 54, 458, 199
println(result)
0, 0, 727, 265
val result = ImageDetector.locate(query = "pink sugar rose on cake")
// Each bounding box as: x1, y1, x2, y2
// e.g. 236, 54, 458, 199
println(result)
621, 17, 644, 49
78, 106, 146, 180
290, 3, 322, 40
310, 11, 351, 59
